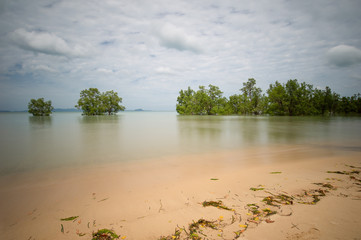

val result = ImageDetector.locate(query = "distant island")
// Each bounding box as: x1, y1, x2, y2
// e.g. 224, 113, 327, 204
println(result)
53, 108, 82, 112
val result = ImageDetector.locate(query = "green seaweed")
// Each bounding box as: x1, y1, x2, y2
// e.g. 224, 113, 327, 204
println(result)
247, 204, 260, 214
270, 172, 282, 174
262, 193, 293, 206
327, 170, 360, 175
210, 178, 219, 181
345, 165, 361, 169
158, 228, 182, 240
92, 229, 119, 240
234, 224, 248, 239
202, 200, 233, 211
350, 175, 361, 183
98, 198, 109, 202
60, 216, 79, 221
188, 219, 217, 239
313, 182, 337, 189
298, 189, 326, 205
249, 187, 265, 191
262, 208, 277, 216
77, 232, 86, 237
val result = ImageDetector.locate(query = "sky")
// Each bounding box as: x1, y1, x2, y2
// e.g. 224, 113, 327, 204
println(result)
1, 0, 361, 111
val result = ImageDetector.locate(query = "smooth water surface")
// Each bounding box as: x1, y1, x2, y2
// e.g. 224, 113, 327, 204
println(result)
1, 112, 361, 174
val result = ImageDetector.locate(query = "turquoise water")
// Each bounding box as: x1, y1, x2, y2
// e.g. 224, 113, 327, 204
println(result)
0, 112, 361, 175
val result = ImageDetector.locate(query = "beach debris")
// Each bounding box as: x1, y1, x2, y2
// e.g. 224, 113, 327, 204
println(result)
350, 175, 361, 183
76, 229, 86, 237
327, 170, 360, 175
270, 172, 282, 174
245, 203, 277, 226
249, 187, 265, 191
262, 208, 277, 216
92, 229, 120, 240
313, 182, 337, 190
234, 224, 248, 238
158, 228, 182, 240
262, 192, 294, 206
60, 216, 79, 221
246, 203, 261, 214
98, 198, 109, 202
157, 182, 339, 240
325, 177, 342, 181
291, 223, 300, 230
202, 200, 233, 211
27, 208, 37, 215
189, 219, 217, 239
158, 219, 219, 240
298, 189, 326, 205
190, 219, 218, 231
345, 164, 361, 169
159, 199, 165, 213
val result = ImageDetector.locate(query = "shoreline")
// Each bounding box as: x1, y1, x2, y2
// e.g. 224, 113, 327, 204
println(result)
0, 145, 360, 239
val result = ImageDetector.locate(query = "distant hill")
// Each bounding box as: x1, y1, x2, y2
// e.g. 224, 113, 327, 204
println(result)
125, 109, 152, 112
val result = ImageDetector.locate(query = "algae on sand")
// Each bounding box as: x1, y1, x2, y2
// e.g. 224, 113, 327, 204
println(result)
202, 200, 233, 211
92, 229, 120, 240
60, 216, 79, 221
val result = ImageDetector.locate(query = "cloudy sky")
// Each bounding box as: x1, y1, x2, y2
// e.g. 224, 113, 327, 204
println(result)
1, 0, 361, 111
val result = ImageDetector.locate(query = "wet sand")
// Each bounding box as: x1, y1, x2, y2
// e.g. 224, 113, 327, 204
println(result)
0, 144, 360, 239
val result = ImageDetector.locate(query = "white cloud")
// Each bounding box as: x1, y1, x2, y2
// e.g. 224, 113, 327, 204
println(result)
154, 23, 204, 54
97, 68, 113, 74
9, 28, 90, 57
326, 45, 361, 67
155, 66, 176, 75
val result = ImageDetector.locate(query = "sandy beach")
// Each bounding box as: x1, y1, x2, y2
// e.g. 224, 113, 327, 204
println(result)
1, 144, 360, 240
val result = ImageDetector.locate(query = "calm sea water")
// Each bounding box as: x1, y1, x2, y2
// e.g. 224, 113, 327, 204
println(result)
0, 112, 361, 175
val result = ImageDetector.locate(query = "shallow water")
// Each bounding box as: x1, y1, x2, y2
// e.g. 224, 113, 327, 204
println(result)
0, 112, 360, 175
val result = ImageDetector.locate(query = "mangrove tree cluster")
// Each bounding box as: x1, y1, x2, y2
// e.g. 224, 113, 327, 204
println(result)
75, 88, 125, 115
176, 78, 361, 116
28, 98, 54, 116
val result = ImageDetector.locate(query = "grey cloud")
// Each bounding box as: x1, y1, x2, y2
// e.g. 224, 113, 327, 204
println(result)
9, 28, 89, 57
154, 23, 204, 54
1, 0, 361, 110
327, 45, 361, 67
33, 64, 58, 73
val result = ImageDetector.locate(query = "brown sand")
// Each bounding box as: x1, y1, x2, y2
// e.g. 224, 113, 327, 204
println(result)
0, 144, 360, 240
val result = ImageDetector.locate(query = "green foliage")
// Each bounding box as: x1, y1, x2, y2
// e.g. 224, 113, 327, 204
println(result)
176, 78, 361, 116
240, 78, 265, 115
102, 90, 125, 115
176, 85, 229, 115
28, 98, 54, 116
75, 88, 125, 115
